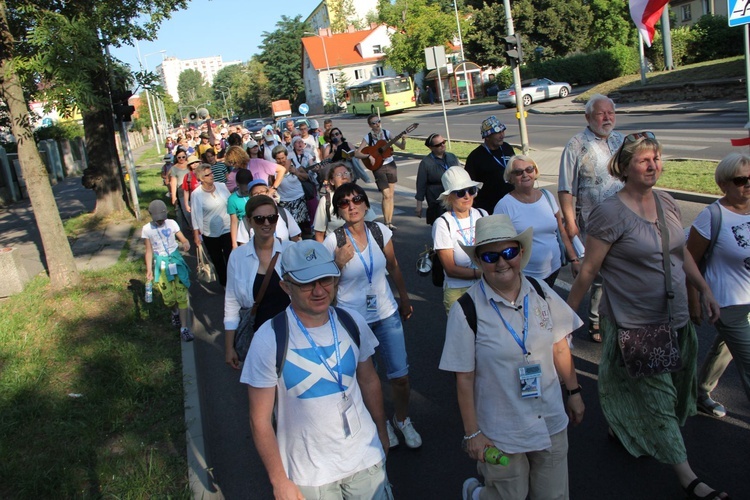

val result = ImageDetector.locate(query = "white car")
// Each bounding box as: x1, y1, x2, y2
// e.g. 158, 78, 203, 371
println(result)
497, 78, 572, 108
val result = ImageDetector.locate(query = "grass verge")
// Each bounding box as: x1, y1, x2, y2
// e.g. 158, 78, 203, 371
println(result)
0, 262, 189, 498
402, 139, 720, 195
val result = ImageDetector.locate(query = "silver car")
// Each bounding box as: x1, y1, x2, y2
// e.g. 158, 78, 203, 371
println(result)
497, 78, 572, 108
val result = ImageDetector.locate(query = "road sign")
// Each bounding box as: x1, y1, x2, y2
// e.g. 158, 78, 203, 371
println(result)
424, 46, 446, 70
298, 103, 309, 115
728, 0, 750, 26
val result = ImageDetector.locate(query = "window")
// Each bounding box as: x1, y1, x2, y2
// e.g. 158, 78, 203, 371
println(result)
373, 66, 385, 77
354, 69, 365, 80
373, 45, 382, 54
681, 4, 691, 21
701, 0, 710, 15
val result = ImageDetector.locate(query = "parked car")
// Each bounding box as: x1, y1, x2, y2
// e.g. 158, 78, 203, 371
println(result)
496, 78, 571, 108
274, 116, 309, 134
243, 119, 265, 139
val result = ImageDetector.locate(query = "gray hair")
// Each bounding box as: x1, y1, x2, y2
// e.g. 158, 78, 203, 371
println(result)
503, 155, 539, 184
584, 94, 616, 116
715, 153, 750, 188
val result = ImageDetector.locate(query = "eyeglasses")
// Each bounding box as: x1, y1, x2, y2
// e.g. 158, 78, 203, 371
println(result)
336, 194, 366, 209
431, 140, 447, 147
511, 166, 536, 176
288, 276, 336, 292
731, 175, 750, 186
176, 155, 187, 160
369, 120, 381, 126
333, 171, 351, 178
251, 214, 279, 225
452, 186, 478, 198
623, 131, 656, 143
480, 246, 521, 263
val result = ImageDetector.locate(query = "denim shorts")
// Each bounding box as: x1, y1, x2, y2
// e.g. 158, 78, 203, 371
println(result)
369, 311, 409, 379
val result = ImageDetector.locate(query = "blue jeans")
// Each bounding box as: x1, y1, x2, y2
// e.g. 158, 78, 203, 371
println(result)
369, 311, 409, 379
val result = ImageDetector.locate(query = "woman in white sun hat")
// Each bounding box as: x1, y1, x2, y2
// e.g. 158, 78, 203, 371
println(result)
432, 166, 488, 313
439, 214, 584, 500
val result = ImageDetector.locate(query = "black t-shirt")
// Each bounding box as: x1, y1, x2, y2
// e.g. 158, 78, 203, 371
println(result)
251, 270, 290, 332
464, 142, 516, 213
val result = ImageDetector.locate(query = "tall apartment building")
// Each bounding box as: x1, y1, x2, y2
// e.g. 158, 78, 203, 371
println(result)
157, 55, 242, 101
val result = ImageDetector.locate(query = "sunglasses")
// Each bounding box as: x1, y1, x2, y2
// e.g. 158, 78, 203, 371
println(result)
331, 132, 342, 136
333, 171, 351, 178
431, 140, 447, 147
288, 276, 336, 292
452, 186, 478, 198
337, 194, 366, 209
480, 246, 521, 263
251, 214, 279, 225
730, 175, 750, 187
203, 171, 213, 176
176, 155, 187, 160
623, 131, 656, 143
511, 166, 536, 176
369, 120, 381, 125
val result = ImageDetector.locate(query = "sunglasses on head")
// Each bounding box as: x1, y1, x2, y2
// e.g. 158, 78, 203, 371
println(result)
369, 120, 381, 126
623, 131, 656, 143
732, 175, 750, 187
252, 214, 279, 225
431, 140, 447, 147
480, 246, 521, 263
452, 186, 478, 198
512, 166, 535, 176
336, 194, 366, 209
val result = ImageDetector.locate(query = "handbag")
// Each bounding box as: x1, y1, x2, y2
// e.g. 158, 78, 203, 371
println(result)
233, 252, 280, 362
196, 244, 216, 283
540, 189, 568, 267
616, 193, 683, 378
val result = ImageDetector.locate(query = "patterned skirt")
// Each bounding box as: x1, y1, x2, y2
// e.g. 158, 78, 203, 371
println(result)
278, 196, 310, 225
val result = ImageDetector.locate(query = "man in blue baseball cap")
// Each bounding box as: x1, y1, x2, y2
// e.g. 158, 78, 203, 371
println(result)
465, 116, 517, 212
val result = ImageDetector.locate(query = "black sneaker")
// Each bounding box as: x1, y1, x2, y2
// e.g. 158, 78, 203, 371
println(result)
171, 312, 181, 328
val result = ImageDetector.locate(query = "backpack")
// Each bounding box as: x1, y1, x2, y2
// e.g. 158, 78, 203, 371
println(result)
272, 306, 360, 377
334, 220, 385, 252
697, 201, 722, 273
457, 276, 545, 335
432, 209, 487, 287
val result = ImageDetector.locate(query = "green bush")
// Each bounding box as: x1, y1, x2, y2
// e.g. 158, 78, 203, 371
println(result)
690, 15, 743, 62
34, 121, 84, 142
648, 26, 697, 69
525, 44, 639, 85
494, 68, 513, 90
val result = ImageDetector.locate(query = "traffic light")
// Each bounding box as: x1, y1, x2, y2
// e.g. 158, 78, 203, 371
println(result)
503, 33, 523, 66
112, 90, 135, 122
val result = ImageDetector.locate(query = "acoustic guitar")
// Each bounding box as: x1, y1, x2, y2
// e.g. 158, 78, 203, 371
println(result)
360, 123, 419, 172
299, 150, 353, 174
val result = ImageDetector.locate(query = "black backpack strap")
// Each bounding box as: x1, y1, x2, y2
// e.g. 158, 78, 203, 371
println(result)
278, 207, 289, 227
324, 191, 332, 226
333, 307, 360, 347
457, 293, 477, 336
526, 276, 545, 299
365, 221, 385, 251
273, 311, 290, 378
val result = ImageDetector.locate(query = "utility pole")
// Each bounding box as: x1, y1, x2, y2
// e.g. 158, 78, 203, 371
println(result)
502, 0, 529, 154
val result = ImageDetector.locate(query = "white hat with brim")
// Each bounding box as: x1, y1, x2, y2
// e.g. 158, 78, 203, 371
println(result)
437, 166, 483, 201
281, 240, 341, 284
459, 214, 533, 270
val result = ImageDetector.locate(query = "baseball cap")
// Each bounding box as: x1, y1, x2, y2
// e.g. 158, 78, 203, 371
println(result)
481, 116, 507, 138
245, 139, 258, 148
281, 240, 340, 284
148, 200, 168, 221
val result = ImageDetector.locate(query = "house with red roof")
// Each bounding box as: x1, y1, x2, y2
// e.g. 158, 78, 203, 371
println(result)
301, 24, 398, 114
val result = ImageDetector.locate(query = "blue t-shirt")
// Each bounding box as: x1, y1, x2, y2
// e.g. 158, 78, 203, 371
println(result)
227, 191, 249, 219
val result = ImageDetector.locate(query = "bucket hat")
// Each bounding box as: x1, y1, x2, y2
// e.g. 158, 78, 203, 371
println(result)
459, 214, 533, 270
438, 167, 483, 201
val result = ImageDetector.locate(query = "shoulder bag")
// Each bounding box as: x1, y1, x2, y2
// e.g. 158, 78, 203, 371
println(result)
616, 193, 683, 378
234, 251, 280, 362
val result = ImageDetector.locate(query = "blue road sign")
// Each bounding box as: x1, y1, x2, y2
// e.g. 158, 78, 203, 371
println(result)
728, 0, 750, 26
298, 103, 309, 116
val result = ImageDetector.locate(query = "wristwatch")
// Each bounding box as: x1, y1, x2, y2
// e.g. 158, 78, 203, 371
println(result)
566, 385, 582, 396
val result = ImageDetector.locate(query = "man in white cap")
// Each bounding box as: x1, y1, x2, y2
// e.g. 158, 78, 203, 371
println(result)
465, 116, 516, 213
242, 240, 392, 499
557, 93, 623, 343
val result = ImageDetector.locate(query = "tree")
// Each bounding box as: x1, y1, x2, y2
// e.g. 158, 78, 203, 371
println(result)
329, 0, 363, 33
464, 2, 508, 67
586, 0, 637, 52
177, 68, 209, 104
212, 63, 242, 116
234, 57, 271, 117
511, 0, 594, 58
378, 0, 459, 75
8, 0, 188, 216
334, 69, 350, 104
258, 15, 310, 106
0, 0, 79, 290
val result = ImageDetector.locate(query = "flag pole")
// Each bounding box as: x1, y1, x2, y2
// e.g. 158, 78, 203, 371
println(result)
638, 32, 648, 85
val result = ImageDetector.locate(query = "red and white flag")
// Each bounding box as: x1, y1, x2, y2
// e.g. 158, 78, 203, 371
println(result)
629, 0, 669, 46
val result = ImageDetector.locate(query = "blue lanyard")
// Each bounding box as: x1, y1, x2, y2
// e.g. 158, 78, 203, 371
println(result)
483, 144, 507, 169
480, 281, 529, 356
290, 307, 345, 394
431, 153, 450, 171
451, 210, 475, 247
345, 226, 374, 285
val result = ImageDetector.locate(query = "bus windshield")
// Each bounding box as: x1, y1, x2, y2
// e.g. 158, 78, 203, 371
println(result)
384, 77, 411, 94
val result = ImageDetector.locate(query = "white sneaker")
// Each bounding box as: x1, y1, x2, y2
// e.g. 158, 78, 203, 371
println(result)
462, 478, 482, 500
697, 394, 726, 417
393, 416, 422, 449
386, 420, 399, 448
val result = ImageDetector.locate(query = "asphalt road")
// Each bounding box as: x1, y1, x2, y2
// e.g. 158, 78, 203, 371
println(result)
331, 98, 746, 162
190, 149, 749, 499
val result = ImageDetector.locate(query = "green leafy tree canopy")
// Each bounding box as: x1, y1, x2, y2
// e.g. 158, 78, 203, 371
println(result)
258, 15, 310, 106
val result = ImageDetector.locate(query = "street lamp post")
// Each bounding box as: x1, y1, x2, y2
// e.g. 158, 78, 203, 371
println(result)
136, 44, 161, 153
215, 86, 230, 119
304, 31, 336, 109
453, 1, 471, 105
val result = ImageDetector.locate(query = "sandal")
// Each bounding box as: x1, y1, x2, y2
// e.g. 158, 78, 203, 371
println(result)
589, 325, 602, 343
684, 478, 730, 499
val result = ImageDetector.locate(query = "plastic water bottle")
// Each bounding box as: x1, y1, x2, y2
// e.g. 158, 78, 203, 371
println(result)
484, 446, 510, 466
145, 281, 153, 303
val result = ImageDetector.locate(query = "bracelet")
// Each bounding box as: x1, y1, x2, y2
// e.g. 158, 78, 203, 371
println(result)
566, 385, 582, 396
463, 429, 482, 441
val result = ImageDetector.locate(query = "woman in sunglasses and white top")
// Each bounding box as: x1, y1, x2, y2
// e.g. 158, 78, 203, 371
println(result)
494, 155, 581, 287
224, 195, 291, 369
432, 167, 488, 314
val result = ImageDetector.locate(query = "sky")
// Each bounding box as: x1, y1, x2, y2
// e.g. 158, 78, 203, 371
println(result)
110, 0, 312, 71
